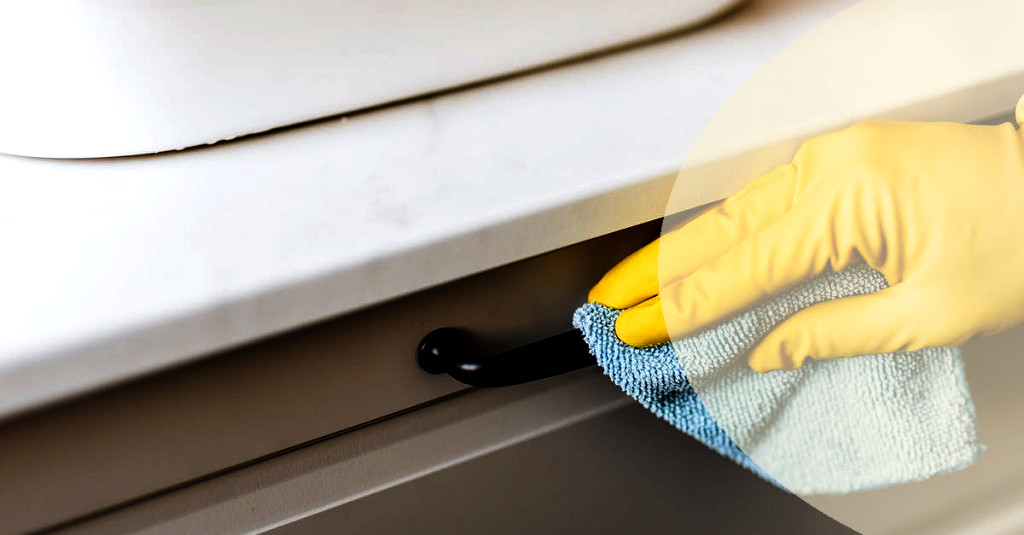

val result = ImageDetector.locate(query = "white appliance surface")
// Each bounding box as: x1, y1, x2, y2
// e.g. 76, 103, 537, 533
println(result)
0, 0, 849, 418
1, 0, 1021, 422
0, 0, 742, 158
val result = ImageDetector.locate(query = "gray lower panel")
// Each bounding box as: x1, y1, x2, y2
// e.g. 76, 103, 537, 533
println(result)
271, 405, 853, 535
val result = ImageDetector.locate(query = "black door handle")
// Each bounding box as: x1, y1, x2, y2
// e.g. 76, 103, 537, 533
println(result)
417, 328, 596, 387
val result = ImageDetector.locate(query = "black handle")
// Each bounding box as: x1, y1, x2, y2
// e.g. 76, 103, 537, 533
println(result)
417, 328, 596, 387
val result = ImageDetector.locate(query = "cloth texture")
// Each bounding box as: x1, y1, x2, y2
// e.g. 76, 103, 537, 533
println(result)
573, 261, 983, 494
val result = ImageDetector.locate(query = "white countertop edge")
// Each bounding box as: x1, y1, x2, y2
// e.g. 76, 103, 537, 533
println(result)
16, 0, 1022, 417
1, 169, 682, 419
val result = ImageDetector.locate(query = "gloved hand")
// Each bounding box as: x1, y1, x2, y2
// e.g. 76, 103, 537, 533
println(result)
589, 97, 1024, 372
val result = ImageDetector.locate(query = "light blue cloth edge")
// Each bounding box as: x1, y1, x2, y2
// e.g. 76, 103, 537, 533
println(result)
573, 303, 780, 486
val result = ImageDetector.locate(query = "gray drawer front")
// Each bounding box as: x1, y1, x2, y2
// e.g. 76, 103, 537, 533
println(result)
0, 221, 661, 534
52, 372, 850, 535
272, 406, 851, 535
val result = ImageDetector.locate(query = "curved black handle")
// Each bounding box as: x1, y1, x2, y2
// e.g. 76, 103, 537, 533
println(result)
417, 328, 596, 387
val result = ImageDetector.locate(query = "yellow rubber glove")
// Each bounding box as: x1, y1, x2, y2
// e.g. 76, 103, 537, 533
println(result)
590, 98, 1024, 373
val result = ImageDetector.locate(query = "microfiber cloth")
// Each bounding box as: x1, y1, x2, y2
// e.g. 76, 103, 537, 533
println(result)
573, 261, 983, 494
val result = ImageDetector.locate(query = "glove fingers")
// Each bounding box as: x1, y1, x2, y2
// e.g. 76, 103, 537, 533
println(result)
587, 237, 662, 309
586, 203, 720, 311
588, 163, 797, 310
657, 201, 836, 340
614, 295, 669, 347
747, 286, 923, 373
657, 163, 798, 287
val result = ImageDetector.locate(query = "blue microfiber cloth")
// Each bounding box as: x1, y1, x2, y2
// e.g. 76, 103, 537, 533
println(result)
573, 261, 983, 494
